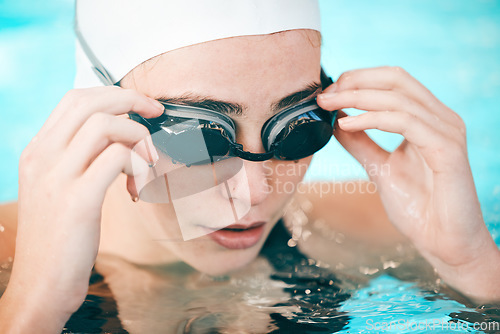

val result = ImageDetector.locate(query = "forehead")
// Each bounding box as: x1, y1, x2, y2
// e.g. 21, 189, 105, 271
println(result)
121, 29, 322, 105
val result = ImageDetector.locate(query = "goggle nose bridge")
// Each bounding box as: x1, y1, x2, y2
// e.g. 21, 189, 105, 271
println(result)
230, 143, 275, 162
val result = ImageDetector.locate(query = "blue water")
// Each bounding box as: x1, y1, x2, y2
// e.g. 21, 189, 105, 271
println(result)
1, 1, 499, 333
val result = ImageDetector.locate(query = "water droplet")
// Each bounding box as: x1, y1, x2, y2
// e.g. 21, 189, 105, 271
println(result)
334, 232, 345, 244
305, 289, 311, 295
396, 243, 404, 252
299, 199, 313, 213
359, 266, 379, 275
382, 260, 400, 270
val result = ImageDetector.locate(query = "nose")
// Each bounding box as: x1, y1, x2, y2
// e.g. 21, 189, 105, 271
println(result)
220, 118, 272, 206
221, 159, 271, 207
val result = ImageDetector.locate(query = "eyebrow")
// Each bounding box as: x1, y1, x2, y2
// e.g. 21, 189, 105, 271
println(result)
155, 82, 322, 116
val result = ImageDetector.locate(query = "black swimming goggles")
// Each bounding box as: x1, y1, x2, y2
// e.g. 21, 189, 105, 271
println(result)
129, 70, 337, 166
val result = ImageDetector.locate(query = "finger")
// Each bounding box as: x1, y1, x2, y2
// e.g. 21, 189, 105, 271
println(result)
38, 87, 163, 137
324, 66, 462, 127
80, 143, 150, 200
338, 110, 456, 151
61, 113, 159, 176
334, 110, 390, 167
38, 87, 164, 148
127, 175, 139, 201
318, 89, 443, 126
318, 89, 462, 142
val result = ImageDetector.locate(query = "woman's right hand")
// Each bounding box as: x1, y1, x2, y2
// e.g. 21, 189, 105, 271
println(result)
0, 87, 163, 333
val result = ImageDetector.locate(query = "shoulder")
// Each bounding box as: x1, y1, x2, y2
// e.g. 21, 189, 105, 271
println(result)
291, 181, 405, 246
0, 202, 17, 261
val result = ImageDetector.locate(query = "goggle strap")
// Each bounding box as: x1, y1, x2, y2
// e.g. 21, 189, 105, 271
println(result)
320, 67, 334, 89
75, 13, 115, 86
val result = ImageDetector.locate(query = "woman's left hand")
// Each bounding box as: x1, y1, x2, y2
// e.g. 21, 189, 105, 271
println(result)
317, 66, 500, 302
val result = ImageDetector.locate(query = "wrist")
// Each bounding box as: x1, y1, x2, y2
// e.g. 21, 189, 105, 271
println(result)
427, 243, 500, 303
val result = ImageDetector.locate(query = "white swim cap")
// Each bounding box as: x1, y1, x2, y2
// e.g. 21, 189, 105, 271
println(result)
74, 0, 321, 88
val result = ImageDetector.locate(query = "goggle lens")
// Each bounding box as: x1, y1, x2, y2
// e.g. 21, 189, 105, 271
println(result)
274, 109, 337, 160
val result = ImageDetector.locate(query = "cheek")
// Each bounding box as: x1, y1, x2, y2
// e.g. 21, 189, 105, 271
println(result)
265, 157, 312, 196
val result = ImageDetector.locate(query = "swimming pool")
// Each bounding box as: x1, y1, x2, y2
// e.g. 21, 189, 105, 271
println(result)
0, 0, 499, 332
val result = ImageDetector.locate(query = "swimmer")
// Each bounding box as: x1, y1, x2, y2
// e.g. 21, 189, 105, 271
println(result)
0, 0, 499, 332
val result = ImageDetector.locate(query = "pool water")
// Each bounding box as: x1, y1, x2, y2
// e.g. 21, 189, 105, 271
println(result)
1, 0, 500, 333
53, 218, 500, 333
61, 218, 500, 333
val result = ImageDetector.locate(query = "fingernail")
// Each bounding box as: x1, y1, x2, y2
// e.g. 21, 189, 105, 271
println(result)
317, 92, 337, 100
150, 99, 164, 112
131, 195, 139, 202
338, 117, 355, 126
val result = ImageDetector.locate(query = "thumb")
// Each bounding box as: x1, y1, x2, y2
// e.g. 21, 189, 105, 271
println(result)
334, 110, 389, 169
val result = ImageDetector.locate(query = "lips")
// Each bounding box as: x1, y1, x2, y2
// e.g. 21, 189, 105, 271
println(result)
207, 222, 266, 249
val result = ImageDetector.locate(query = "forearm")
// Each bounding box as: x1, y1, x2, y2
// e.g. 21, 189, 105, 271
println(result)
0, 284, 73, 334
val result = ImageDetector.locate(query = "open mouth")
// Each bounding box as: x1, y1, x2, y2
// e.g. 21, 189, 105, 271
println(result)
207, 222, 266, 249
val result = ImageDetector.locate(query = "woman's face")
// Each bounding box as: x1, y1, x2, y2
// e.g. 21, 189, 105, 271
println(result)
120, 29, 322, 275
